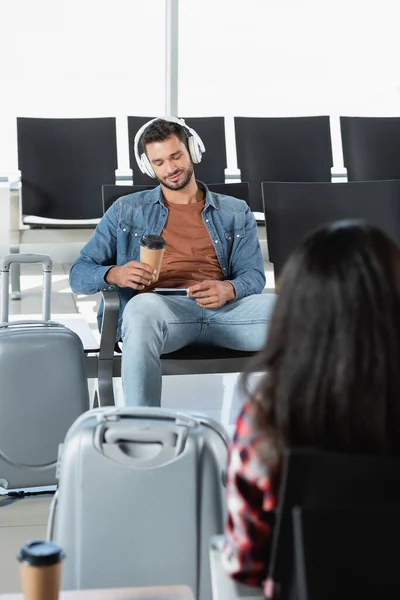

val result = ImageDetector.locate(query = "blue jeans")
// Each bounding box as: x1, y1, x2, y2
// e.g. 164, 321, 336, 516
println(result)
121, 292, 276, 406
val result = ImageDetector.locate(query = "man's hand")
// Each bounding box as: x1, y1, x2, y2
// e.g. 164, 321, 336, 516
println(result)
187, 280, 236, 309
105, 261, 157, 290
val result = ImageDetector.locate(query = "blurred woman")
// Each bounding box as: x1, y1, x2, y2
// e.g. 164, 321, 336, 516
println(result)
222, 220, 400, 587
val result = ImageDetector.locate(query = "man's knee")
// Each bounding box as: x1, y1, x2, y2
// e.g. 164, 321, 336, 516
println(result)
261, 292, 276, 314
122, 294, 165, 337
240, 292, 276, 320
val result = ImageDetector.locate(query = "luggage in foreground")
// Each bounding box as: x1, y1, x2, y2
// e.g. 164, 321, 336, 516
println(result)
0, 253, 90, 490
49, 408, 229, 600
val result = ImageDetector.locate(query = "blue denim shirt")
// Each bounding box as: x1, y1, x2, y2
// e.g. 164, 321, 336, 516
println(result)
69, 182, 265, 338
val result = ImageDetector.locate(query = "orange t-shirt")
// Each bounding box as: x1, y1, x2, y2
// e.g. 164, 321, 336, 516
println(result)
146, 199, 225, 291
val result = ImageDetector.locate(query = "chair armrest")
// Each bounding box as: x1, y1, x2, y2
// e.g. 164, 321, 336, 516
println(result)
97, 290, 120, 406
100, 290, 120, 359
210, 535, 264, 600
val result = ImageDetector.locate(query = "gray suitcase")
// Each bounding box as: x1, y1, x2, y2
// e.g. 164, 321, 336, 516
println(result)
49, 407, 229, 600
0, 253, 90, 490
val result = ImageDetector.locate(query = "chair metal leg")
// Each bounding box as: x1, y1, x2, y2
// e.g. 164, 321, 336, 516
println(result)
10, 244, 21, 300
92, 390, 99, 409
98, 290, 120, 407
97, 358, 116, 406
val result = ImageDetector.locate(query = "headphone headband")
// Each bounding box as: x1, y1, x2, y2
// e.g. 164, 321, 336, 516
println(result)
133, 116, 206, 178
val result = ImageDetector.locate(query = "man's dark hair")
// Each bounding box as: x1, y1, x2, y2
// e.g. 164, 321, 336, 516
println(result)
140, 118, 189, 154
244, 220, 400, 469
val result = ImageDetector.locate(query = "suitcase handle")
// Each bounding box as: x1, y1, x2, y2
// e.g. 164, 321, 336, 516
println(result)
1, 253, 52, 322
100, 422, 188, 468
96, 408, 230, 446
104, 423, 186, 450
98, 408, 199, 427
0, 253, 52, 272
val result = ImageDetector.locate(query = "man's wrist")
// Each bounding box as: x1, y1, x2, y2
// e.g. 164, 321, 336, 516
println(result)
105, 266, 118, 285
223, 281, 236, 301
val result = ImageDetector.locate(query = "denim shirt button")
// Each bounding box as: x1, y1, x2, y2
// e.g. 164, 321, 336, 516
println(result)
122, 228, 126, 232
215, 240, 219, 243
236, 234, 240, 238
206, 219, 209, 222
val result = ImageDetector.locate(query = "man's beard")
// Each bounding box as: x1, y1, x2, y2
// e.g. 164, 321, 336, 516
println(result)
158, 165, 194, 191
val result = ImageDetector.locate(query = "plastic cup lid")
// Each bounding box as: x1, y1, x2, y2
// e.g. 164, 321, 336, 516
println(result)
17, 540, 65, 567
139, 234, 167, 250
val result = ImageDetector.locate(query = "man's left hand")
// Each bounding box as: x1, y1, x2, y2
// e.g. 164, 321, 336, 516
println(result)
187, 280, 236, 309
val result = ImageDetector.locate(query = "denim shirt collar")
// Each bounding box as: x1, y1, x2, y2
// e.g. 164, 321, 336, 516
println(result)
147, 180, 218, 210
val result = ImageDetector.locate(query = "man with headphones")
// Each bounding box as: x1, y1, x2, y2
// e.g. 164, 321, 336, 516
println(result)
70, 117, 275, 406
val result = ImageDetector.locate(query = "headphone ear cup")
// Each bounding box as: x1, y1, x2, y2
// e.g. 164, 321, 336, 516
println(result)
188, 136, 202, 164
140, 153, 156, 178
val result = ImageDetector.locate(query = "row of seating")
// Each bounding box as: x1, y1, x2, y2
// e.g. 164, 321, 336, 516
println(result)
14, 115, 400, 219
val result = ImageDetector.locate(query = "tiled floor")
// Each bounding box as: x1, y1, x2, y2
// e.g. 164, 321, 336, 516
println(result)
0, 259, 274, 593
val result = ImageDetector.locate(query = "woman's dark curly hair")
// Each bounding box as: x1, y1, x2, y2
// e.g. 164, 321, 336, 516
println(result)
244, 220, 400, 470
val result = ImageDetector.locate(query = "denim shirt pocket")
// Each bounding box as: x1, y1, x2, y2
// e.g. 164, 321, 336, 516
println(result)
223, 227, 245, 262
224, 227, 245, 246
118, 222, 145, 260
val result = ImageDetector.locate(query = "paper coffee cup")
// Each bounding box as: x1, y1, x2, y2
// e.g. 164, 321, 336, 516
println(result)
140, 234, 167, 282
18, 540, 65, 600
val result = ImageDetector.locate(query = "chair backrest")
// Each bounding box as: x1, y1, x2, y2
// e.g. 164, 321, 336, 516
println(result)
102, 182, 249, 214
128, 116, 227, 185
205, 182, 249, 204
293, 507, 400, 600
262, 179, 400, 278
102, 184, 156, 214
269, 448, 400, 600
234, 116, 333, 213
341, 116, 400, 181
17, 117, 117, 220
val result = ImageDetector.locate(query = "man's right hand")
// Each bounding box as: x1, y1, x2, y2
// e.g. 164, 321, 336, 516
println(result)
105, 261, 157, 290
